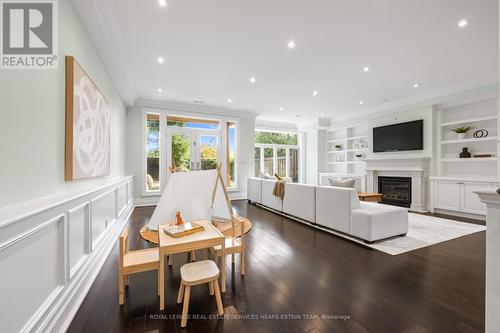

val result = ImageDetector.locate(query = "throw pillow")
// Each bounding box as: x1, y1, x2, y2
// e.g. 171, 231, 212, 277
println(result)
328, 177, 355, 188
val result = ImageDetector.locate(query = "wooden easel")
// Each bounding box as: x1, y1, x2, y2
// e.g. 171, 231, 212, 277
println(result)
210, 164, 234, 220
209, 164, 246, 275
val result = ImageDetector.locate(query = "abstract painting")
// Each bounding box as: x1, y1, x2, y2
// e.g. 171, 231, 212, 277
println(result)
65, 56, 110, 181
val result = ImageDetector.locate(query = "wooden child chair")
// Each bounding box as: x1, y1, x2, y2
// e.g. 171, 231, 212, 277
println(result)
119, 228, 160, 305
210, 215, 246, 275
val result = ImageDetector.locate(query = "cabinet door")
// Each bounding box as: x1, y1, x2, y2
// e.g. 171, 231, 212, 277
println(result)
434, 181, 461, 212
461, 182, 493, 215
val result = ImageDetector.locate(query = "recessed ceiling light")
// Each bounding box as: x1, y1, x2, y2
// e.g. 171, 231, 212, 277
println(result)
157, 56, 165, 64
157, 88, 162, 92
279, 107, 285, 111
457, 19, 469, 28
287, 40, 296, 49
413, 83, 419, 88
313, 90, 318, 96
363, 66, 370, 72
158, 0, 167, 7
359, 101, 364, 105
250, 77, 256, 83
227, 98, 232, 103
320, 113, 325, 117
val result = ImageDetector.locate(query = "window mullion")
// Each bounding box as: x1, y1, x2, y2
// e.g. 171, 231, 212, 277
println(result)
285, 148, 290, 178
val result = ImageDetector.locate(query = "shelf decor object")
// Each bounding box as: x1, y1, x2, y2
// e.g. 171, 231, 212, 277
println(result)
473, 129, 489, 138
450, 125, 473, 140
459, 147, 471, 158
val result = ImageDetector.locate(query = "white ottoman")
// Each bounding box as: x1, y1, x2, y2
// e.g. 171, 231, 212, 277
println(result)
350, 202, 409, 243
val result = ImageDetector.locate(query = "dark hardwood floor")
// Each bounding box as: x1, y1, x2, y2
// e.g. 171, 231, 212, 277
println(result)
67, 201, 485, 333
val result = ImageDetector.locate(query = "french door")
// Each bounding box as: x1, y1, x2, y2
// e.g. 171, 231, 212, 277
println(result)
166, 127, 219, 174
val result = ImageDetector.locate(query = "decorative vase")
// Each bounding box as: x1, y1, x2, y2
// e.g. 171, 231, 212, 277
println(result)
459, 147, 471, 158
457, 133, 466, 140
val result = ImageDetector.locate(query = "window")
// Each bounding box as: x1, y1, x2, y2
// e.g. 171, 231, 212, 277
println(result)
142, 111, 238, 194
146, 113, 160, 192
255, 131, 300, 182
264, 148, 274, 174
227, 122, 236, 188
277, 148, 286, 178
289, 148, 299, 182
254, 147, 261, 177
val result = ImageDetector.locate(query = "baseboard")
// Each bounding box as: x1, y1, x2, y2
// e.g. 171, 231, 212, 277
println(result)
433, 208, 486, 222
135, 196, 160, 207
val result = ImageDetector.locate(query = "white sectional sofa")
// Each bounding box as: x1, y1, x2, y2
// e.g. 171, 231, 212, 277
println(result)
247, 177, 408, 243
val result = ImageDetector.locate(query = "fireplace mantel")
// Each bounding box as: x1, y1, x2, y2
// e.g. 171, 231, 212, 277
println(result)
365, 156, 430, 212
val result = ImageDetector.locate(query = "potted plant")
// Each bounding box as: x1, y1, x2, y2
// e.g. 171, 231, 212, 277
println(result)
335, 144, 342, 151
450, 126, 472, 140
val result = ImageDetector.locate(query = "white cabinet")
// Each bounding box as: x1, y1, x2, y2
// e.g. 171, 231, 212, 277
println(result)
461, 181, 493, 215
434, 180, 461, 211
432, 178, 495, 216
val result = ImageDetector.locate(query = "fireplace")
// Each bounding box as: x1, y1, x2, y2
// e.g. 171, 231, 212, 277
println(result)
378, 176, 412, 208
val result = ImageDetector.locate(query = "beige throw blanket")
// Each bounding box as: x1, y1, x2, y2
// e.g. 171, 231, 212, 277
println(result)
272, 174, 285, 200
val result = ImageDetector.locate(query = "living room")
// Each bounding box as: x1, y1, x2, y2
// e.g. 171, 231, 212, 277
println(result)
0, 0, 499, 332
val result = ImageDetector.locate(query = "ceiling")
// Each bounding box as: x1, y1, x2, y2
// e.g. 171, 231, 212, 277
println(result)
74, 0, 498, 123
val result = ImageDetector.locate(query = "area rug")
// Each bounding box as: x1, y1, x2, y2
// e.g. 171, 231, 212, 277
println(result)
319, 213, 485, 255
140, 216, 252, 245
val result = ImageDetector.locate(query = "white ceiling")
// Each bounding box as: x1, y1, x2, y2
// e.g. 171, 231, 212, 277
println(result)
74, 0, 498, 123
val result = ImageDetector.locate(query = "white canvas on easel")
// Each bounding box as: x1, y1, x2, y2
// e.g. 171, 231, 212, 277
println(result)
147, 168, 233, 231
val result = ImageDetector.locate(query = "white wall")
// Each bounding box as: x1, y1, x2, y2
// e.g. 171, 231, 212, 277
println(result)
0, 0, 127, 208
304, 129, 318, 185
126, 102, 256, 204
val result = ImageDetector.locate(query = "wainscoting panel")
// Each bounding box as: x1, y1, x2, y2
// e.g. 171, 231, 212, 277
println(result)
116, 184, 127, 218
0, 215, 64, 333
91, 190, 116, 248
0, 176, 134, 333
68, 203, 89, 278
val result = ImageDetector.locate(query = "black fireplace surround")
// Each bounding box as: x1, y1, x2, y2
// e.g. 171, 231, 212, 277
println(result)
378, 176, 412, 208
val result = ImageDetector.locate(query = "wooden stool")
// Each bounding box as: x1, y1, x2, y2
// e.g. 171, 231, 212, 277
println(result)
119, 228, 159, 305
177, 260, 224, 327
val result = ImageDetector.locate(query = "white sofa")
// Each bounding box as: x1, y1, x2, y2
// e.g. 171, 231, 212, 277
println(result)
247, 177, 408, 243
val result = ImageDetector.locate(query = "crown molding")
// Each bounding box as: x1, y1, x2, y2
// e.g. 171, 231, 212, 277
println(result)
71, 0, 138, 106
255, 119, 298, 132
135, 98, 258, 120
332, 81, 498, 124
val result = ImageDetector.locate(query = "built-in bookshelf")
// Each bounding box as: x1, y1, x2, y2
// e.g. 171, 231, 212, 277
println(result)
324, 123, 368, 178
437, 97, 499, 179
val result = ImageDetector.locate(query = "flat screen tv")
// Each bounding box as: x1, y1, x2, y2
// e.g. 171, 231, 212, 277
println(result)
373, 120, 423, 152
